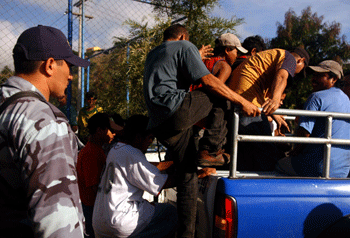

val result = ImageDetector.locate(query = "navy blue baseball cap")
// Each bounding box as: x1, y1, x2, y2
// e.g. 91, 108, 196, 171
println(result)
13, 25, 90, 67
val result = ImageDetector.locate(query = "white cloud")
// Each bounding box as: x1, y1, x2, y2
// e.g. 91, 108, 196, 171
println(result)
0, 21, 28, 70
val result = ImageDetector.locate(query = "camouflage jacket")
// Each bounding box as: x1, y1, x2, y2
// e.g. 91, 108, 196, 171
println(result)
0, 76, 84, 237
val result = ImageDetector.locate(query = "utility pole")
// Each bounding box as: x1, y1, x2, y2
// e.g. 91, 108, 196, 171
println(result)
73, 0, 93, 111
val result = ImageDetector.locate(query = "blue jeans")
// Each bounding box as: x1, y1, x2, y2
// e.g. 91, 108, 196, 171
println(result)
153, 89, 228, 238
130, 203, 178, 238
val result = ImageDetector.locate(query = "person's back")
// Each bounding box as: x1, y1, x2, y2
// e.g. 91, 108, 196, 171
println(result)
228, 49, 288, 107
93, 115, 177, 238
144, 40, 207, 129
294, 87, 350, 177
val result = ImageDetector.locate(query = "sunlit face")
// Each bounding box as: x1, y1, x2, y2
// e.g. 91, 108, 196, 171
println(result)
311, 72, 337, 92
295, 58, 305, 74
226, 48, 238, 66
86, 97, 97, 108
50, 60, 73, 99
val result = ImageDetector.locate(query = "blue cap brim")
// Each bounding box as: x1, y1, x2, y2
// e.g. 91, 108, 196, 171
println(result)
65, 54, 90, 67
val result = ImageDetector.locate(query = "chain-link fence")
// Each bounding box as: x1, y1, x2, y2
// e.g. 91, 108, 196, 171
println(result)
0, 0, 155, 71
0, 0, 158, 109
1, 0, 238, 115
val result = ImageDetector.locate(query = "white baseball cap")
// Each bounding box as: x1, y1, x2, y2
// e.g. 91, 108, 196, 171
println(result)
217, 33, 248, 54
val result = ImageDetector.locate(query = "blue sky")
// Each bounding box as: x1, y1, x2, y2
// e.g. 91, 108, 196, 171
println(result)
1, 0, 350, 70
215, 0, 350, 42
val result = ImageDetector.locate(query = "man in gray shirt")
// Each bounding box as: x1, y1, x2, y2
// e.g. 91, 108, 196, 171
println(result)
143, 24, 260, 237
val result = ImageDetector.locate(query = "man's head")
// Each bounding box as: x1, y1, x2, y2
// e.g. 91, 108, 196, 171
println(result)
88, 113, 115, 144
123, 115, 154, 153
214, 33, 248, 65
308, 60, 343, 92
13, 25, 90, 99
85, 91, 97, 109
163, 24, 189, 41
291, 47, 310, 75
242, 35, 266, 56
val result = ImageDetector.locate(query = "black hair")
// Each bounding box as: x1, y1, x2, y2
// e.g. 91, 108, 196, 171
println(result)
85, 91, 97, 100
163, 24, 188, 41
242, 35, 266, 55
87, 113, 111, 135
112, 113, 125, 127
330, 71, 344, 88
213, 39, 231, 56
123, 115, 150, 142
13, 45, 41, 74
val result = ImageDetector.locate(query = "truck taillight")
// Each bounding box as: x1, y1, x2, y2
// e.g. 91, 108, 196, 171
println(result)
213, 192, 237, 238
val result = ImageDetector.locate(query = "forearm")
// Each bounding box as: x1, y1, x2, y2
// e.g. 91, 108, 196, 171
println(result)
201, 74, 250, 107
269, 69, 288, 101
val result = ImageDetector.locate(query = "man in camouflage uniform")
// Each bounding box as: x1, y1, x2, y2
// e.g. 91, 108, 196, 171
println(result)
0, 25, 90, 237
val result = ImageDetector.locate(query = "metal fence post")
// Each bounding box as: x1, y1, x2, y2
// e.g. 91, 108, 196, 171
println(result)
229, 106, 240, 179
322, 116, 333, 178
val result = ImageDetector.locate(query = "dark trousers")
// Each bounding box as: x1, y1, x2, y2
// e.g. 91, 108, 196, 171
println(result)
82, 204, 95, 238
237, 114, 285, 171
153, 89, 228, 238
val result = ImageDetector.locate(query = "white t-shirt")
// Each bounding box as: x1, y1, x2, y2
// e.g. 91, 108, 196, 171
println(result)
92, 142, 168, 238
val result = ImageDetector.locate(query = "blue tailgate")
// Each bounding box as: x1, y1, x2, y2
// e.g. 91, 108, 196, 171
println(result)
216, 177, 350, 238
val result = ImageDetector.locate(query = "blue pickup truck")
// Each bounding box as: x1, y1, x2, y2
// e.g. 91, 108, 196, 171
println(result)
162, 107, 350, 238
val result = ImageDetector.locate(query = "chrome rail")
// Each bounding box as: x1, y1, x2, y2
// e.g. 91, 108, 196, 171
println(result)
229, 106, 350, 179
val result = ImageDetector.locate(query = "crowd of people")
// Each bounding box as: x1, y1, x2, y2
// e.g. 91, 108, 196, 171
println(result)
0, 23, 350, 238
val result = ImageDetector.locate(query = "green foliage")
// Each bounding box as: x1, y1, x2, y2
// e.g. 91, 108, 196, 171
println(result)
88, 0, 243, 118
151, 0, 243, 47
0, 66, 14, 85
269, 6, 350, 109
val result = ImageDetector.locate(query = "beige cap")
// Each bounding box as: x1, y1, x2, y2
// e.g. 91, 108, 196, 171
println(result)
308, 60, 343, 79
217, 33, 248, 53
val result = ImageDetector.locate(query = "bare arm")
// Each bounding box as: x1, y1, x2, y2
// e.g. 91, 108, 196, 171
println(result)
212, 61, 232, 84
262, 68, 289, 115
201, 74, 261, 117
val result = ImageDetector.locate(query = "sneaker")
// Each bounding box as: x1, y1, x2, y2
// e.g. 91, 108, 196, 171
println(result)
197, 149, 230, 167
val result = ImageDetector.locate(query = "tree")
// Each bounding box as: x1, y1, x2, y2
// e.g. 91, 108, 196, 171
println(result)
88, 0, 243, 118
151, 0, 243, 47
0, 66, 14, 85
270, 6, 350, 109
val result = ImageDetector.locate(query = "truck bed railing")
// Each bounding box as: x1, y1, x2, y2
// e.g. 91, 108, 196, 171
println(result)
229, 106, 350, 179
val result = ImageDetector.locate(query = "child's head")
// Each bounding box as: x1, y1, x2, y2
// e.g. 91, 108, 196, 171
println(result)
123, 115, 154, 153
88, 113, 115, 144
